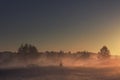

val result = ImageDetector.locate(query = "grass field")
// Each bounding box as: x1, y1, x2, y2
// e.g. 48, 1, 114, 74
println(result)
0, 66, 120, 80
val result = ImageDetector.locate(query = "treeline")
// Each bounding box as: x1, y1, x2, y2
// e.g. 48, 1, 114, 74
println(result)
0, 43, 112, 68
18, 44, 110, 59
0, 44, 111, 62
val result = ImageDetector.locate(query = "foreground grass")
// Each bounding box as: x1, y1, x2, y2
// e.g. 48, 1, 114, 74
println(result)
0, 66, 120, 80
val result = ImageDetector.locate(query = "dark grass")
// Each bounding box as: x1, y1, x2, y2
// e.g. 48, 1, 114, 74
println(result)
0, 66, 120, 80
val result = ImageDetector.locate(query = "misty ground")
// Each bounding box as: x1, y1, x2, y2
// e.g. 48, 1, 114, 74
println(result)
0, 66, 120, 80
0, 52, 120, 80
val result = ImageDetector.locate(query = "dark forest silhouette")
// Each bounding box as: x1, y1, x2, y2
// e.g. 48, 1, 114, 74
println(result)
0, 43, 112, 68
0, 44, 119, 80
17, 44, 110, 58
0, 44, 110, 62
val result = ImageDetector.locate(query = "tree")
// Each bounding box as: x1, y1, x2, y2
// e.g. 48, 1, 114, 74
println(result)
18, 44, 38, 57
98, 46, 110, 59
78, 51, 90, 59
81, 51, 90, 59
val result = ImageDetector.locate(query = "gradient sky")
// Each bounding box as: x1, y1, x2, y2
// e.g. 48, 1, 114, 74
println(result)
1, 0, 120, 55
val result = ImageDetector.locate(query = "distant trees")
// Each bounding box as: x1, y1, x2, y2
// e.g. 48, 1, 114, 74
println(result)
45, 50, 64, 61
76, 51, 91, 59
98, 46, 110, 59
16, 44, 111, 60
18, 44, 38, 58
0, 43, 114, 67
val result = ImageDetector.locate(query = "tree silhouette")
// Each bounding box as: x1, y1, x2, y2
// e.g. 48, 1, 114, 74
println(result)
98, 46, 110, 59
76, 51, 90, 59
80, 51, 90, 59
18, 44, 38, 58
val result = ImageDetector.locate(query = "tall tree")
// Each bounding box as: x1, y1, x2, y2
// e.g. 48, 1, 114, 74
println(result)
98, 46, 110, 59
18, 44, 38, 57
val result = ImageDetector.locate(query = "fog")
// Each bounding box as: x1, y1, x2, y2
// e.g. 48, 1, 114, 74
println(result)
36, 56, 120, 68
1, 55, 120, 69
1, 55, 120, 80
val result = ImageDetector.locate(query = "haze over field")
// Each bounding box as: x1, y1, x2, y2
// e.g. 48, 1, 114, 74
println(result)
1, 46, 120, 80
1, 54, 120, 80
0, 44, 119, 69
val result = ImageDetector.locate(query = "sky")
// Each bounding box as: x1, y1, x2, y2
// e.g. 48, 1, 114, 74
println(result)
1, 0, 120, 55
